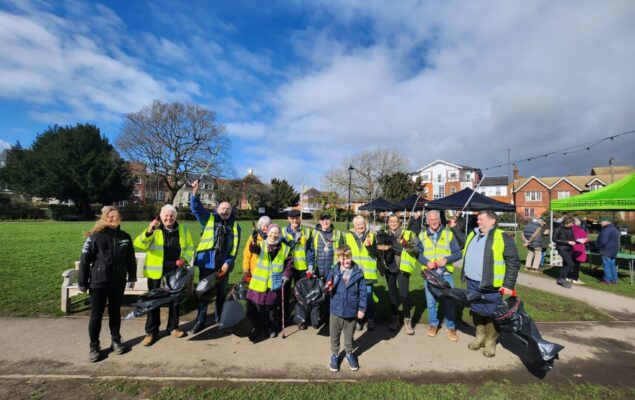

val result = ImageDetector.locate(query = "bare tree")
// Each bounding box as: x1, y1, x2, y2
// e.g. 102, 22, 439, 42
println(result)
117, 100, 231, 204
324, 148, 409, 204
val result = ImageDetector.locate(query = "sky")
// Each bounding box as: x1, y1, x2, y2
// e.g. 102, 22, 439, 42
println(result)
1, 0, 635, 191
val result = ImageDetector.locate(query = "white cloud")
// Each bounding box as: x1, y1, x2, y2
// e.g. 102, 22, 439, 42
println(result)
240, 0, 635, 188
0, 2, 196, 122
0, 139, 11, 150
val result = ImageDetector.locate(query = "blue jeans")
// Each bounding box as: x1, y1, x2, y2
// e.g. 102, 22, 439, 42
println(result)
365, 282, 374, 320
602, 256, 618, 282
196, 268, 229, 324
425, 273, 455, 329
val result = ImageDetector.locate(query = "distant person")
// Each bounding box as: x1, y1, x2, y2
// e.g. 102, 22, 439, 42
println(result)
190, 180, 241, 334
553, 216, 576, 289
568, 218, 588, 285
79, 206, 137, 362
134, 204, 194, 345
596, 216, 620, 284
407, 210, 423, 236
325, 245, 367, 372
522, 218, 544, 272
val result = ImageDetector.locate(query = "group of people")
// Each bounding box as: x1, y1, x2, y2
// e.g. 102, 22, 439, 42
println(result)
523, 215, 622, 289
79, 182, 521, 371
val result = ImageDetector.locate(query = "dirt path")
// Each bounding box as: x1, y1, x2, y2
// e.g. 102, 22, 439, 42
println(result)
0, 316, 634, 386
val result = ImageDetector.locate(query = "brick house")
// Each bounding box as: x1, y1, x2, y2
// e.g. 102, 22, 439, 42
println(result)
512, 165, 634, 220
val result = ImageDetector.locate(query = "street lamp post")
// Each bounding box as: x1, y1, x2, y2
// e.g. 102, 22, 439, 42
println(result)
347, 165, 354, 231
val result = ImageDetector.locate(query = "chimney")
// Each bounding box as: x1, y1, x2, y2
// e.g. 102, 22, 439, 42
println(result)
513, 165, 520, 180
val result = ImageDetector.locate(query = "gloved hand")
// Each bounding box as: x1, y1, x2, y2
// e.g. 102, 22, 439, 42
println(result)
249, 240, 261, 255
175, 259, 186, 268
242, 271, 251, 281
306, 270, 313, 279
282, 276, 290, 285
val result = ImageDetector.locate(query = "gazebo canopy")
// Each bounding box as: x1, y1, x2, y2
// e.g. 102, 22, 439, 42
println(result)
550, 173, 635, 211
358, 197, 398, 211
425, 188, 516, 212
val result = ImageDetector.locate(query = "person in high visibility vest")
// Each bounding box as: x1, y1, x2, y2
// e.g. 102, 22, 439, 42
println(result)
384, 214, 420, 334
190, 179, 241, 334
345, 215, 377, 331
242, 216, 271, 280
246, 224, 293, 340
134, 204, 194, 346
416, 210, 462, 341
461, 210, 520, 358
281, 209, 315, 329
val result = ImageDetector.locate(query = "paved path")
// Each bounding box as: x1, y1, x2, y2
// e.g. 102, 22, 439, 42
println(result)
0, 316, 634, 385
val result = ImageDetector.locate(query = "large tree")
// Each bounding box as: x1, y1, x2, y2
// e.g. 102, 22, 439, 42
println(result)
117, 100, 231, 204
0, 124, 132, 216
268, 178, 299, 211
380, 172, 423, 203
324, 148, 409, 203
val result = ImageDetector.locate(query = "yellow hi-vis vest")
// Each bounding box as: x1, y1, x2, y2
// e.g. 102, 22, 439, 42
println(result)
463, 228, 506, 288
345, 231, 378, 281
282, 226, 312, 271
312, 229, 343, 262
419, 228, 456, 273
133, 225, 195, 279
248, 242, 291, 292
399, 229, 422, 274
196, 213, 239, 257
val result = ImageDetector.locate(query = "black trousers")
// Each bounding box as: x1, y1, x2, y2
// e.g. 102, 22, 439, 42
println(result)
568, 261, 581, 281
558, 248, 574, 280
385, 270, 411, 318
145, 278, 180, 334
283, 269, 305, 322
88, 285, 125, 344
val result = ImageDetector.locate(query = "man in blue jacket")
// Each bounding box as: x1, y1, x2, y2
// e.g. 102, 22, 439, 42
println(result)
596, 216, 620, 284
190, 179, 241, 334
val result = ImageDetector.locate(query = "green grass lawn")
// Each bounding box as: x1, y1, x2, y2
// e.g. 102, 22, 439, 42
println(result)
0, 220, 611, 321
29, 379, 635, 400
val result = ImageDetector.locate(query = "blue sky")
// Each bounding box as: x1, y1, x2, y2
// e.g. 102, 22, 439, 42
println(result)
1, 0, 635, 190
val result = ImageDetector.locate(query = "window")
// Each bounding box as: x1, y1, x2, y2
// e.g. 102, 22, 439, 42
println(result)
448, 171, 458, 181
421, 172, 431, 182
524, 191, 542, 201
495, 187, 501, 196
134, 176, 142, 184
436, 174, 443, 183
590, 183, 602, 191
557, 191, 570, 199
524, 208, 535, 218
434, 185, 444, 199
133, 190, 141, 197
450, 187, 457, 194
158, 191, 164, 201
464, 172, 472, 181
187, 192, 192, 202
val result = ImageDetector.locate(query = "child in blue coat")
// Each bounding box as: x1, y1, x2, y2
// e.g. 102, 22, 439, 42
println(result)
325, 245, 367, 372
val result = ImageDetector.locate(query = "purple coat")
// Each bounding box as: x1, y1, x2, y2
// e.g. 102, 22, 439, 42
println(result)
572, 225, 588, 262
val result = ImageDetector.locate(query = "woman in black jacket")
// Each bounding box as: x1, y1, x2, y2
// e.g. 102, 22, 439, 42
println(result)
79, 206, 137, 362
553, 216, 576, 289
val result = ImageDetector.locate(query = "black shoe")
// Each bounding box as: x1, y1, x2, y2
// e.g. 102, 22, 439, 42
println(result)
557, 279, 572, 289
111, 339, 129, 355
191, 321, 206, 334
89, 343, 101, 363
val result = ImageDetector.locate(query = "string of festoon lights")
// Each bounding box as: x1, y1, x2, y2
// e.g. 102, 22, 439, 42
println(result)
482, 130, 635, 171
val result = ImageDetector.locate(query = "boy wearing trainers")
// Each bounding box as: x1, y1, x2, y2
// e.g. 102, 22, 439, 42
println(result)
325, 245, 367, 372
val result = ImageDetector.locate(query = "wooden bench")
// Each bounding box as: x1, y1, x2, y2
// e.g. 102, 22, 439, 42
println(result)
61, 252, 152, 313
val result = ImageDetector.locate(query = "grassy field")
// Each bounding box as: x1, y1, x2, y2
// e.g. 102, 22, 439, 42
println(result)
0, 220, 610, 321
20, 379, 635, 400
